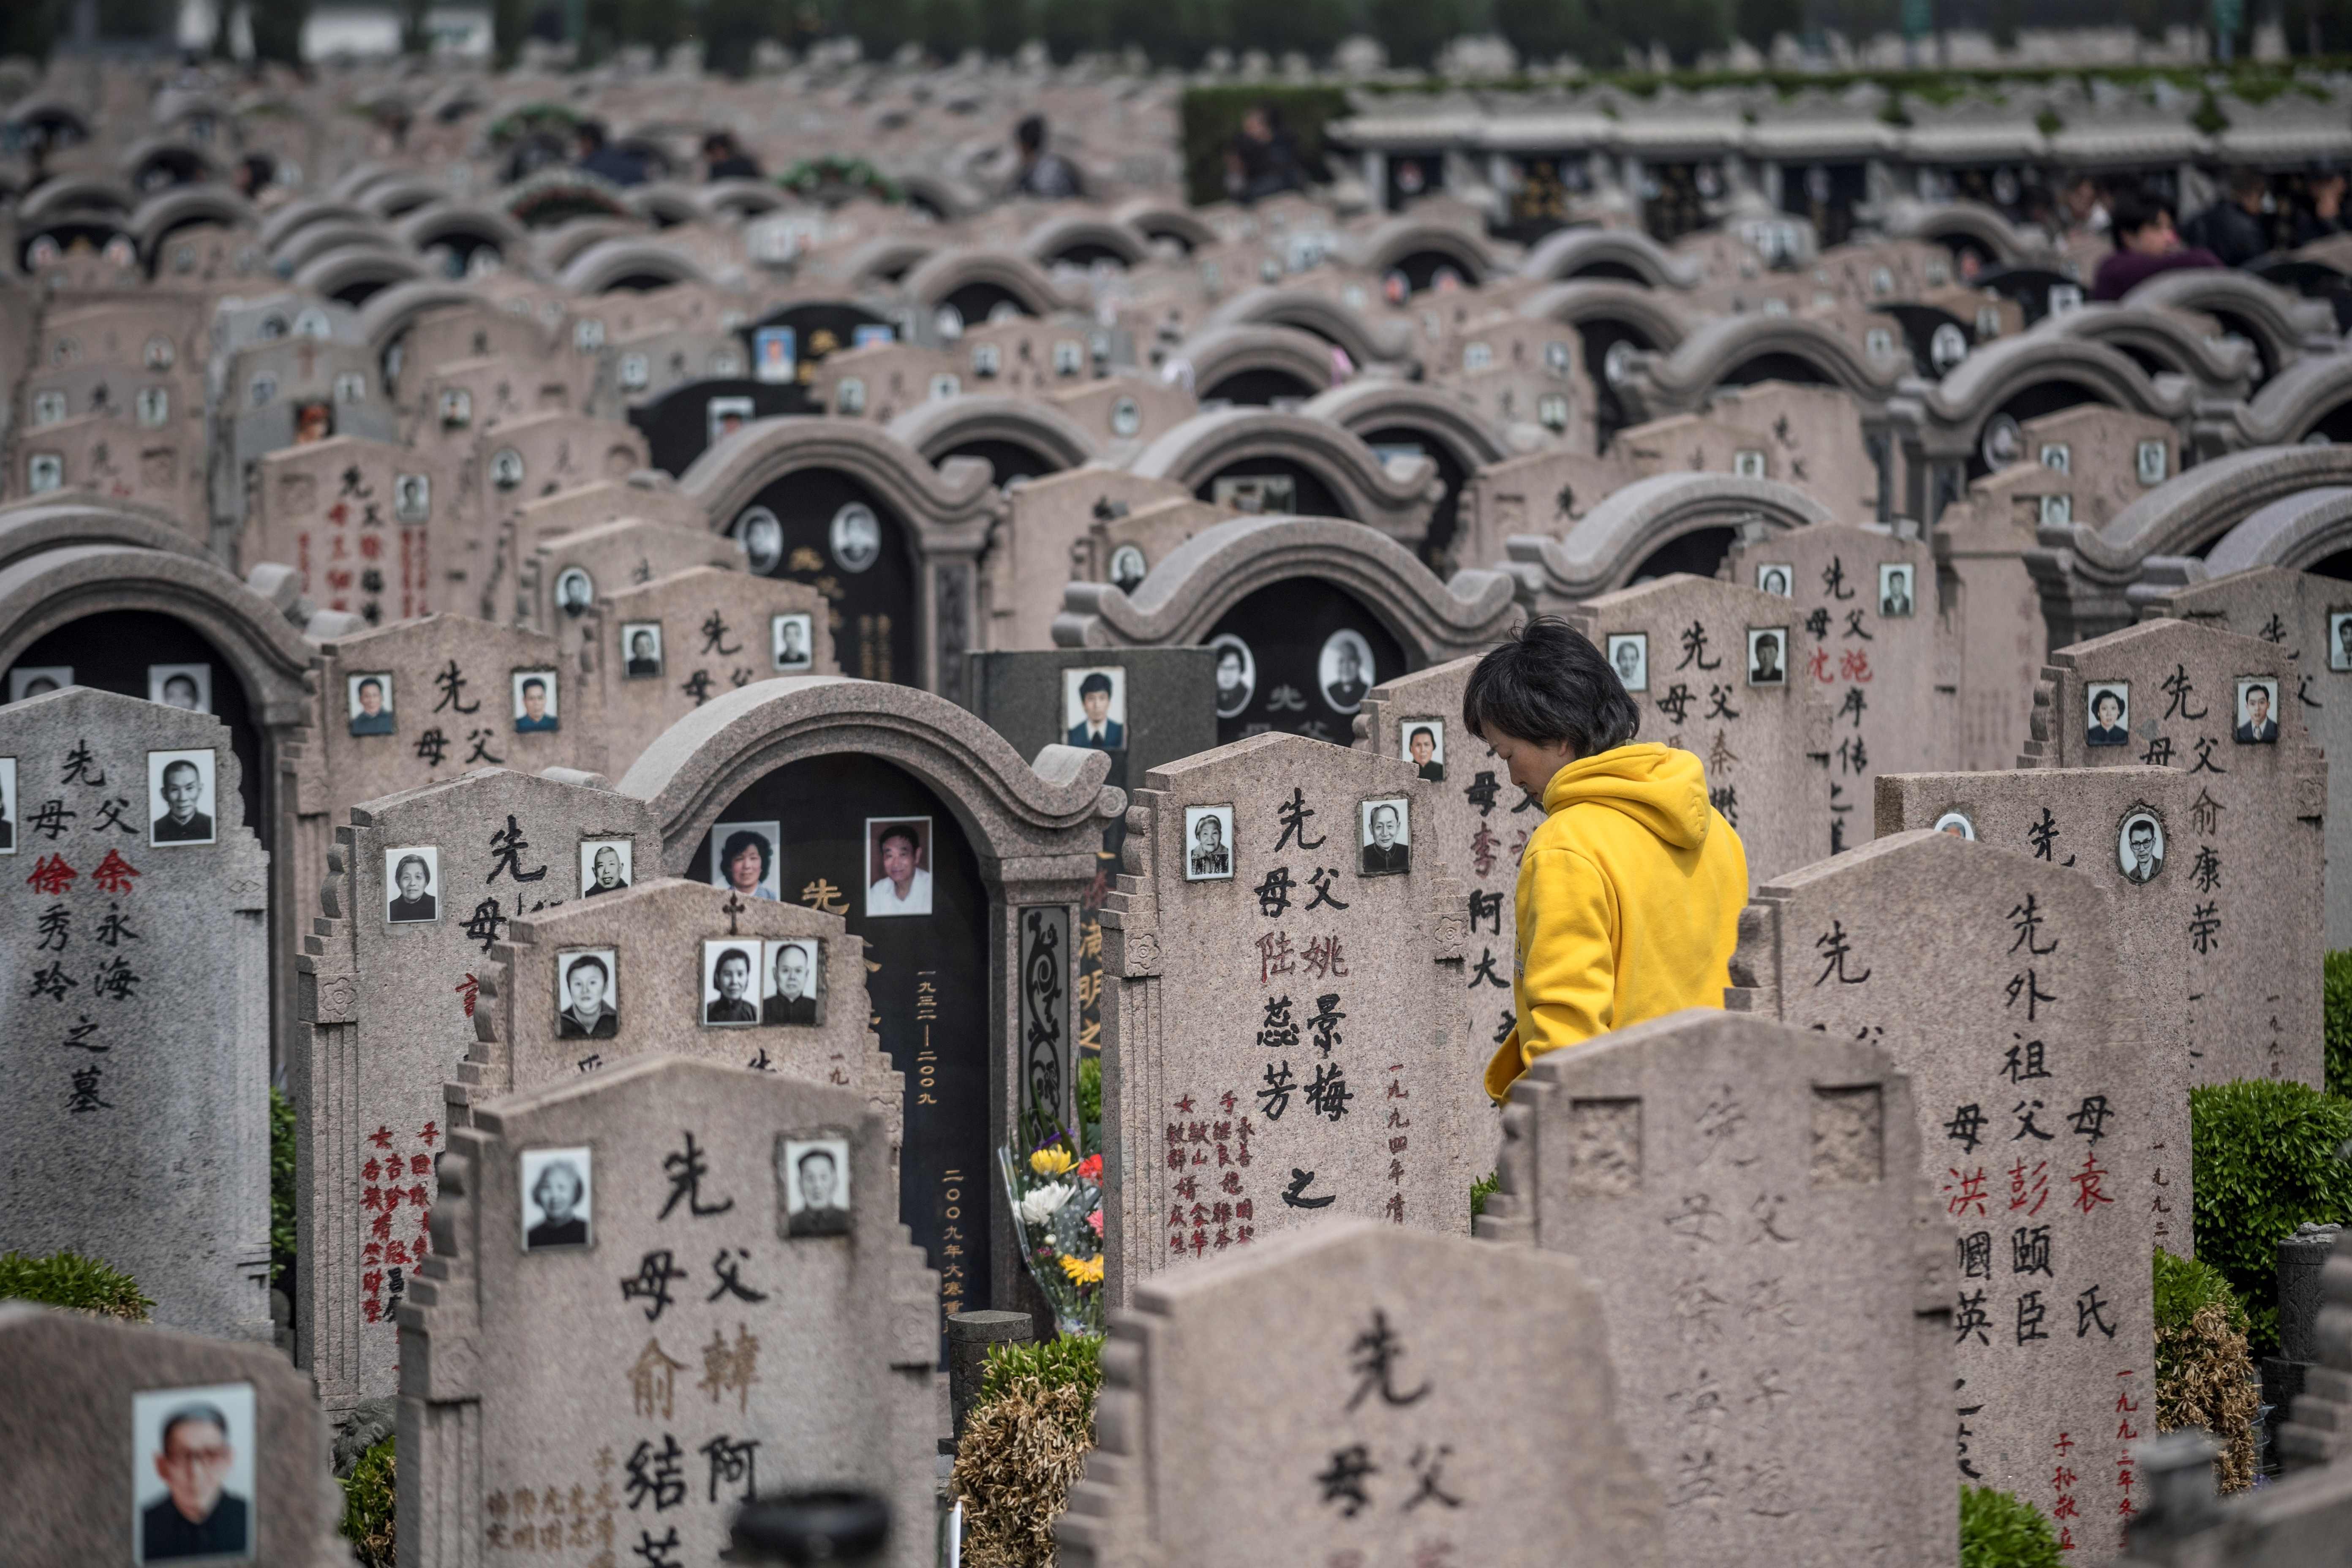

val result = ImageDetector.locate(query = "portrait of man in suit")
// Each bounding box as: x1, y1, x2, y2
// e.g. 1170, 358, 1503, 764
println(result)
348, 675, 395, 735
782, 1140, 852, 1238
513, 674, 559, 733
1360, 800, 1410, 875
623, 628, 662, 680
1322, 634, 1371, 713
151, 756, 214, 844
763, 942, 818, 1025
2120, 813, 2164, 885
1879, 564, 1914, 618
1066, 669, 1124, 751
2236, 680, 2279, 745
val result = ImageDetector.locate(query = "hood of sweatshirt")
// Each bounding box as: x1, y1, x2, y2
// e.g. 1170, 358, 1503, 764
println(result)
1540, 742, 1712, 851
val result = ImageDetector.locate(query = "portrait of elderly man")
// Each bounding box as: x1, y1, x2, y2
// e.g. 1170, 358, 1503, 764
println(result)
142, 1403, 249, 1561
784, 1142, 852, 1238
764, 942, 819, 1025
349, 675, 395, 735
152, 757, 213, 844
1361, 801, 1410, 875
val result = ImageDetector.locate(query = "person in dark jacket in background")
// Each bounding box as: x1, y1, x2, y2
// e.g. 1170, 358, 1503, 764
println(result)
2184, 166, 2276, 267
703, 131, 761, 182
2092, 189, 2224, 302
2295, 169, 2349, 247
1226, 103, 1307, 204
574, 120, 646, 187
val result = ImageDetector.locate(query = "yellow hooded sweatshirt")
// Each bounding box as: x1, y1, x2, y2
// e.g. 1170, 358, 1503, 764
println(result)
1484, 742, 1748, 1104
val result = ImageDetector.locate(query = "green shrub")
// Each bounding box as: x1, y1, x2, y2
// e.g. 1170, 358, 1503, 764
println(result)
1076, 1054, 1102, 1134
1959, 1484, 2063, 1568
2323, 950, 2352, 1097
340, 1435, 395, 1568
0, 1250, 152, 1321
2189, 1080, 2352, 1353
2153, 1249, 2259, 1493
270, 1086, 297, 1297
980, 1332, 1104, 1406
1471, 1170, 1500, 1219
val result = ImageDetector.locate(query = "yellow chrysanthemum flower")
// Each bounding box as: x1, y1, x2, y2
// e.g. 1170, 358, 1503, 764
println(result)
1057, 1253, 1104, 1288
1029, 1146, 1075, 1177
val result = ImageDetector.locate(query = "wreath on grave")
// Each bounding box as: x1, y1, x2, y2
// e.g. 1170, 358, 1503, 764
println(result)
485, 101, 582, 149
773, 157, 902, 207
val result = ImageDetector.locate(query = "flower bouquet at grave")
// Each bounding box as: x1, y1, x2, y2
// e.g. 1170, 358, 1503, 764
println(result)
999, 1135, 1105, 1339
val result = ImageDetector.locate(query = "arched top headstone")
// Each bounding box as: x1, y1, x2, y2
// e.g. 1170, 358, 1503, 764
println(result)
2046, 443, 2352, 580
678, 415, 998, 542
292, 245, 427, 308
1021, 212, 1149, 269
2036, 303, 2257, 400
1112, 196, 1217, 252
900, 246, 1073, 317
0, 495, 206, 570
1302, 378, 1513, 469
1127, 407, 1438, 539
556, 236, 713, 295
1909, 331, 2190, 448
885, 392, 1099, 470
1176, 321, 1338, 400
2125, 267, 2333, 374
1053, 514, 1518, 664
2228, 348, 2352, 447
1514, 278, 1695, 349
1199, 283, 1417, 367
1346, 213, 1495, 283
1505, 471, 1833, 604
1618, 311, 1903, 421
1519, 224, 1701, 287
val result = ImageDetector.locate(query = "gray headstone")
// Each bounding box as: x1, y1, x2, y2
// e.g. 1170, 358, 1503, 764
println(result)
0, 687, 272, 1341
1475, 1008, 1955, 1568
1057, 1219, 1666, 1568
400, 1055, 937, 1568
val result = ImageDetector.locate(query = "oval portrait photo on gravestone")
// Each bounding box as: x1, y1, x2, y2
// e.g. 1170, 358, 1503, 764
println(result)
518, 1146, 593, 1251
702, 939, 762, 1026
132, 1381, 256, 1565
736, 505, 784, 575
865, 815, 933, 917
621, 622, 663, 679
1746, 627, 1787, 686
1209, 634, 1255, 720
489, 446, 523, 490
1403, 720, 1444, 782
1754, 564, 1792, 599
147, 748, 216, 847
347, 671, 395, 735
764, 938, 821, 1025
149, 662, 211, 715
554, 566, 594, 619
384, 846, 440, 923
1109, 543, 1147, 594
709, 819, 781, 901
1359, 797, 1411, 875
771, 612, 813, 672
1606, 632, 1648, 693
512, 670, 558, 733
831, 502, 882, 574
2235, 677, 2280, 744
1318, 629, 1374, 715
1932, 810, 1976, 840
2086, 681, 2131, 747
778, 1133, 852, 1238
1878, 563, 1915, 618
2118, 806, 2166, 885
555, 947, 618, 1039
580, 837, 632, 898
1183, 803, 1234, 881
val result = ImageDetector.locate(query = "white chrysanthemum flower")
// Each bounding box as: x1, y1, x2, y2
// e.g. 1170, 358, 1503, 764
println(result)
1018, 1181, 1074, 1228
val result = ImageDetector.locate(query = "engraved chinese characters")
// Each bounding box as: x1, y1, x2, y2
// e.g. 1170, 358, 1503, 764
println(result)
0, 688, 271, 1342
1100, 732, 1479, 1306
1057, 1220, 1667, 1568
1474, 1010, 1953, 1568
400, 1056, 937, 1568
292, 768, 662, 1414
1730, 830, 2155, 1563
1565, 576, 1832, 887
2019, 618, 2324, 1087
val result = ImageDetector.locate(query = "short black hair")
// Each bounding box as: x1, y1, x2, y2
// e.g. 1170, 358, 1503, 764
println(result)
2110, 187, 2173, 249
522, 677, 546, 695
715, 946, 751, 974
1017, 114, 1046, 152
879, 822, 921, 855
721, 830, 772, 877
160, 1404, 229, 1452
1461, 615, 1639, 757
567, 954, 608, 983
576, 118, 607, 150
1079, 671, 1113, 697
2093, 690, 2123, 719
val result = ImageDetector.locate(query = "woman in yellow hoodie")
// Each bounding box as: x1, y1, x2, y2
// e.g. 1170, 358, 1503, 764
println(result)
1464, 615, 1750, 1103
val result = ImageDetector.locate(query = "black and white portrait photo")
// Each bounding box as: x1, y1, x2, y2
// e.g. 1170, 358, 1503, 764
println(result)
580, 838, 632, 898
438, 388, 471, 429
831, 502, 882, 574
771, 613, 814, 672
706, 394, 754, 449
1403, 721, 1444, 782
1318, 629, 1375, 714
1183, 804, 1234, 881
149, 663, 212, 714
736, 506, 784, 575
866, 817, 933, 917
2039, 494, 2072, 528
519, 1147, 593, 1250
554, 566, 594, 619
1359, 798, 1411, 875
1878, 564, 1915, 618
2333, 611, 2352, 672
28, 452, 65, 492
1110, 397, 1142, 440
1063, 667, 1126, 751
1108, 544, 1147, 593
0, 755, 15, 855
9, 665, 71, 703
347, 672, 395, 735
394, 471, 430, 523
2039, 443, 2071, 474
702, 940, 762, 1026
512, 670, 559, 733
555, 948, 618, 1039
1606, 633, 1648, 693
2086, 682, 2131, 747
779, 1135, 852, 1238
621, 622, 663, 680
136, 385, 170, 427
148, 749, 217, 847
764, 939, 821, 1024
710, 820, 782, 902
2118, 809, 2166, 885
2236, 678, 2281, 744
489, 447, 524, 491
133, 1382, 257, 1564
1932, 811, 1976, 841
2137, 439, 2170, 486
1209, 634, 1255, 720
384, 847, 440, 923
1746, 628, 1788, 686
1755, 564, 1793, 599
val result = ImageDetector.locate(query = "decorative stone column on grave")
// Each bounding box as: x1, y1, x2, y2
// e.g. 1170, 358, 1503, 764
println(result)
1100, 732, 1478, 1309
0, 689, 272, 1342
618, 677, 1117, 1337
1730, 830, 2158, 1563
400, 1057, 936, 1568
1475, 1008, 1954, 1568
